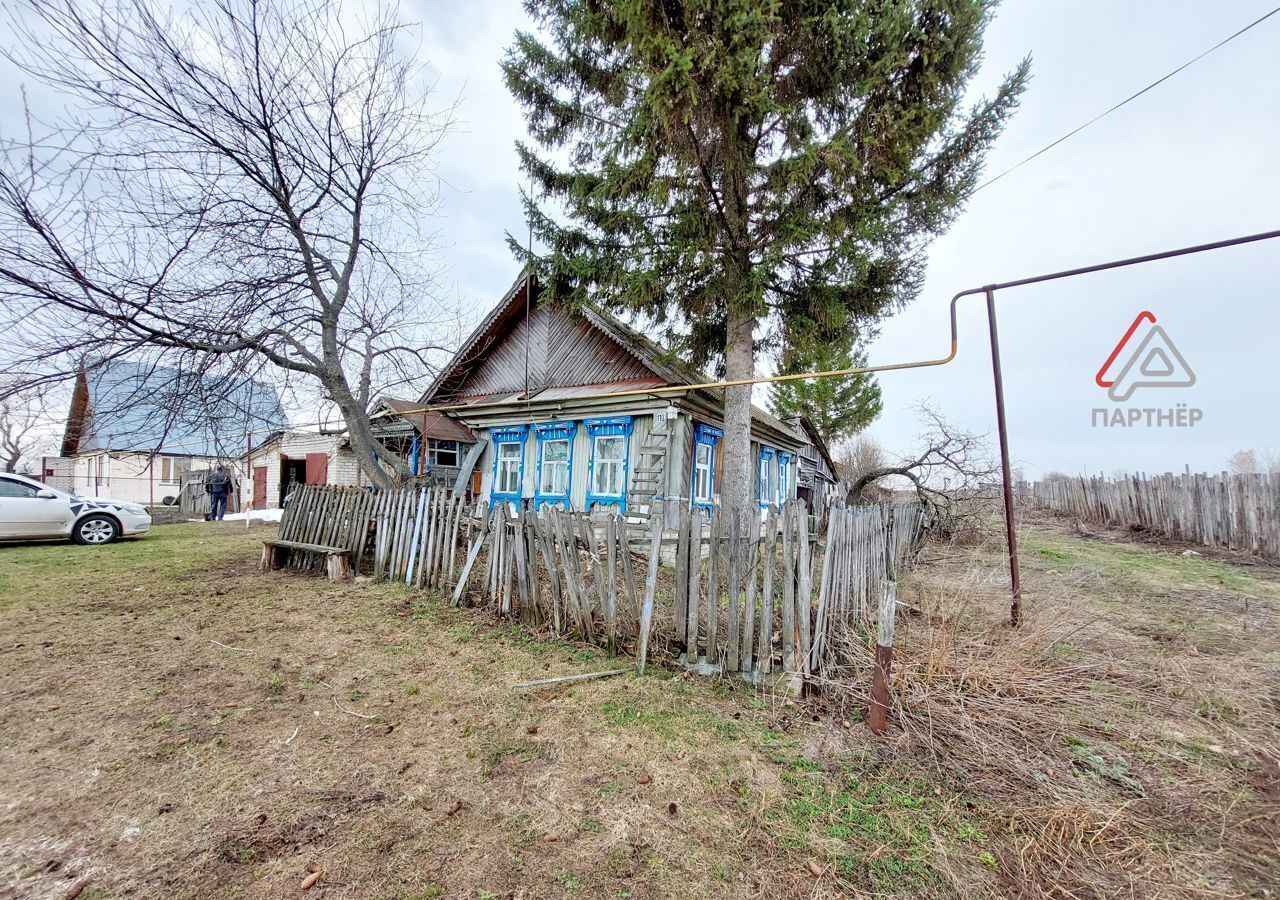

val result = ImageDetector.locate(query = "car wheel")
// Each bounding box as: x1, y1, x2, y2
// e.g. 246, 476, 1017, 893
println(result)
74, 514, 120, 545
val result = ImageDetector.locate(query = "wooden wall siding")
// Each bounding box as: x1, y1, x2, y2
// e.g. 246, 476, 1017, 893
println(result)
452, 304, 655, 400
475, 412, 672, 512
469, 408, 806, 518
477, 419, 640, 511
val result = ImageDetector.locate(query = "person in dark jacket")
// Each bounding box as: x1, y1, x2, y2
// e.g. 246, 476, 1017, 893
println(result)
204, 465, 233, 521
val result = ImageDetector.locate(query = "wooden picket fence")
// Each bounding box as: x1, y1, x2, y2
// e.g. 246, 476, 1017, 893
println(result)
1030, 472, 1280, 560
276, 483, 469, 585
275, 485, 925, 679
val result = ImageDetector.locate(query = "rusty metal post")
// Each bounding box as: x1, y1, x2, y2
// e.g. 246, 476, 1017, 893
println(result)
985, 288, 1022, 627
868, 580, 896, 736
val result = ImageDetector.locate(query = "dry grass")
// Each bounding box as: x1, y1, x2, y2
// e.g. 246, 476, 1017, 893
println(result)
0, 524, 852, 899
818, 512, 1280, 899
0, 516, 1277, 899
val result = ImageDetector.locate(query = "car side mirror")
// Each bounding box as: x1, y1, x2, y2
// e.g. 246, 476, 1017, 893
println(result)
36, 489, 58, 499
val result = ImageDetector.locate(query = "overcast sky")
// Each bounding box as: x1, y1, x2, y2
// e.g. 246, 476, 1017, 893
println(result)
7, 1, 1280, 476
408, 0, 1280, 478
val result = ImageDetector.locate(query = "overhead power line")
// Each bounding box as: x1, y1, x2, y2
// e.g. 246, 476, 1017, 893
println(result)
976, 4, 1280, 192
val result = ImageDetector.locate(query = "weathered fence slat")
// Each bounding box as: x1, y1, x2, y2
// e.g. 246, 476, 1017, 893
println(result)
686, 511, 702, 664
273, 485, 926, 681
1031, 471, 1279, 560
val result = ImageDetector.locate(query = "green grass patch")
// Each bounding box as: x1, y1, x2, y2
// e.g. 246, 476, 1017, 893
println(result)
765, 764, 991, 894
0, 524, 247, 610
1020, 529, 1278, 598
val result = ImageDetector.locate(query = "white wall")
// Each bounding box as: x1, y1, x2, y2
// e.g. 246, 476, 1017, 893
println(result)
240, 432, 360, 509
67, 451, 219, 505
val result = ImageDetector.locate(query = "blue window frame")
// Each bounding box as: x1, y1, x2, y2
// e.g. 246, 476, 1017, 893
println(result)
409, 434, 421, 476
533, 421, 576, 508
690, 423, 723, 510
489, 425, 528, 504
758, 447, 776, 508
585, 416, 633, 510
776, 451, 793, 506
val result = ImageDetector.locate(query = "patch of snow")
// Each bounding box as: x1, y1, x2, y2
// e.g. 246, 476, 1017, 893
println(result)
219, 508, 284, 523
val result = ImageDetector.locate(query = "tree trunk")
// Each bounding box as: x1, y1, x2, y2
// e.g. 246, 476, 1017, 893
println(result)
720, 302, 755, 521
330, 390, 403, 492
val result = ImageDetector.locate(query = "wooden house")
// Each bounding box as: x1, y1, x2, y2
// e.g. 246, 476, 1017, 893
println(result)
368, 397, 479, 491
782, 416, 840, 517
410, 272, 806, 525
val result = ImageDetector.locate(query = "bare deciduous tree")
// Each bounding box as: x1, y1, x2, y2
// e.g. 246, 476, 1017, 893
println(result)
0, 0, 458, 487
833, 433, 888, 501
1227, 448, 1279, 475
0, 381, 51, 473
842, 407, 999, 533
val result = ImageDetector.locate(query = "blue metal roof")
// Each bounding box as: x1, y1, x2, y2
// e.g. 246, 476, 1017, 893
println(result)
76, 360, 289, 457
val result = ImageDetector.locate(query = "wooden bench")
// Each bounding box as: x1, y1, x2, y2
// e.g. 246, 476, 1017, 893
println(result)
261, 539, 352, 582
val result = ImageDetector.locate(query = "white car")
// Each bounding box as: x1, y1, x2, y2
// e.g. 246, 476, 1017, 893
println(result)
0, 472, 152, 544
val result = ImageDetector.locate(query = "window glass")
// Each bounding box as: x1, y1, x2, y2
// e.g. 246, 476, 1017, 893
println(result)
430, 440, 459, 467
592, 435, 625, 496
693, 442, 713, 502
0, 478, 40, 499
159, 457, 178, 483
496, 441, 522, 495
758, 453, 771, 503
540, 438, 569, 495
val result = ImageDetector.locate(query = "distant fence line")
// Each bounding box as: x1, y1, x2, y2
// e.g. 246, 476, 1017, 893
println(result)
276, 484, 925, 680
1029, 472, 1280, 560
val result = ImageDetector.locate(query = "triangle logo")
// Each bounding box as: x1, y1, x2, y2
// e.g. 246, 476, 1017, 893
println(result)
1140, 348, 1174, 377
1095, 312, 1195, 402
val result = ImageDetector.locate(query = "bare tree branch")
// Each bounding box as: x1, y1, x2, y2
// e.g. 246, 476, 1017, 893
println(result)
0, 0, 459, 487
0, 381, 52, 473
837, 405, 999, 536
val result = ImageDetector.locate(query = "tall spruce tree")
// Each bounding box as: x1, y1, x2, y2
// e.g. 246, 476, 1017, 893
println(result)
770, 338, 882, 447
503, 0, 1028, 517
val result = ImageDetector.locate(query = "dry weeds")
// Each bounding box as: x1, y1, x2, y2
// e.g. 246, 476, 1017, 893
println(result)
1, 515, 1277, 899
816, 515, 1280, 899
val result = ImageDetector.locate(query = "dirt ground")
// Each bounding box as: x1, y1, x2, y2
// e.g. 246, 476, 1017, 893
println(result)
0, 516, 1276, 899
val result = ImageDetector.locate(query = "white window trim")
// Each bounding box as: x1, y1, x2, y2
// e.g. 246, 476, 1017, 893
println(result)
693, 442, 714, 504
591, 434, 626, 498
495, 442, 523, 496
158, 456, 179, 485
538, 437, 571, 496
429, 439, 460, 468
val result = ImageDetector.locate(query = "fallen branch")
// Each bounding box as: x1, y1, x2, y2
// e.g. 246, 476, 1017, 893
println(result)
511, 668, 630, 690
333, 696, 377, 720
284, 726, 300, 745
210, 639, 255, 654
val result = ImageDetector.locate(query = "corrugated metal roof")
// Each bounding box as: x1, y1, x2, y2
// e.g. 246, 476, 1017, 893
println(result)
70, 360, 289, 457
376, 397, 477, 443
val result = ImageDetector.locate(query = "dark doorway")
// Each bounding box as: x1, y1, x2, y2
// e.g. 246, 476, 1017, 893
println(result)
797, 485, 814, 514
280, 458, 306, 507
